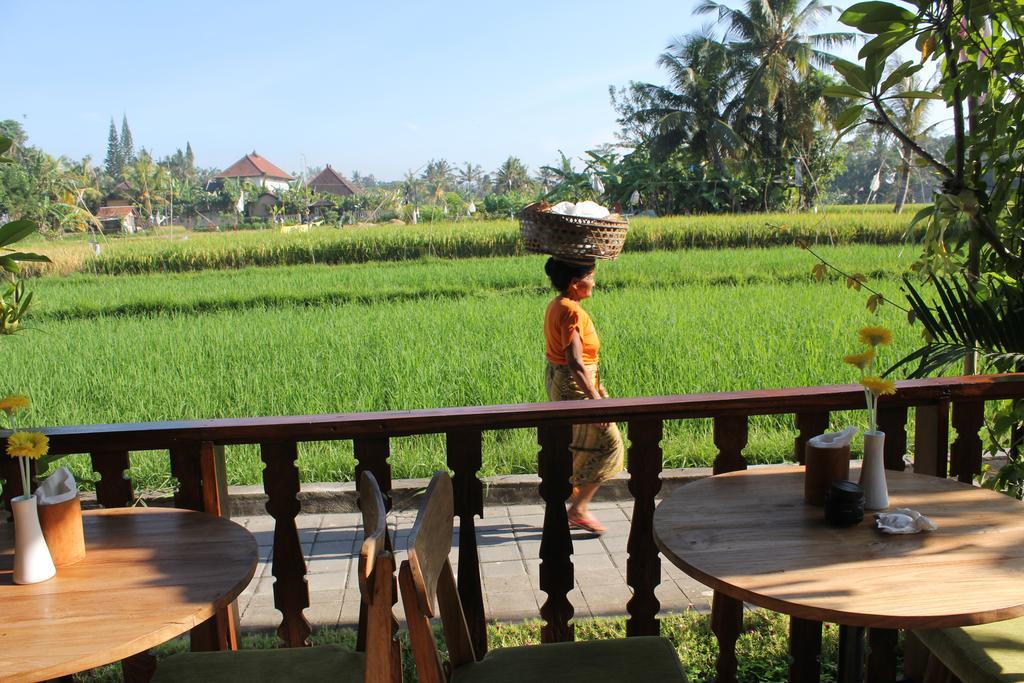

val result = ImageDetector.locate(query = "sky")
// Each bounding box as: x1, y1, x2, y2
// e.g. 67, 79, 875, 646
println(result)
8, 0, 865, 181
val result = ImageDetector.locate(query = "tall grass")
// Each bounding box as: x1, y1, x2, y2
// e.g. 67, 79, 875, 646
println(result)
8, 247, 919, 490
25, 207, 919, 276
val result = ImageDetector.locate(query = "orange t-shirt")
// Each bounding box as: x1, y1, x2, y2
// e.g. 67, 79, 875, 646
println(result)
544, 296, 600, 365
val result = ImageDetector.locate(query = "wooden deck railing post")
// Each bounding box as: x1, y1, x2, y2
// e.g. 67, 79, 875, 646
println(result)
794, 412, 830, 464
91, 450, 133, 508
913, 402, 949, 478
625, 418, 663, 637
260, 440, 312, 648
713, 415, 748, 474
537, 423, 574, 643
171, 443, 241, 652
950, 401, 985, 483
447, 428, 487, 657
789, 617, 823, 682
353, 436, 393, 513
877, 406, 909, 471
711, 415, 748, 682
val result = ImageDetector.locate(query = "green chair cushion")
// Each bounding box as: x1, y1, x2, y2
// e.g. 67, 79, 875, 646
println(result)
450, 635, 687, 683
915, 617, 1024, 683
152, 644, 365, 683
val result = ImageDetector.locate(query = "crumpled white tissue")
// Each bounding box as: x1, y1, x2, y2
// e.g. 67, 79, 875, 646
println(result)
807, 426, 857, 449
548, 201, 611, 220
34, 466, 78, 506
875, 508, 938, 534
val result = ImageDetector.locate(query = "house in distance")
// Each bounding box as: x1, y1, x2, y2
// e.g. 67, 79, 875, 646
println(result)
308, 165, 360, 196
211, 151, 293, 192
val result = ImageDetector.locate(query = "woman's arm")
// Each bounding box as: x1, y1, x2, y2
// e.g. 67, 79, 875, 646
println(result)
566, 331, 609, 429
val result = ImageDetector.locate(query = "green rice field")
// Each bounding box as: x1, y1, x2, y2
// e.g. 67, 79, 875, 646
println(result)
8, 238, 927, 491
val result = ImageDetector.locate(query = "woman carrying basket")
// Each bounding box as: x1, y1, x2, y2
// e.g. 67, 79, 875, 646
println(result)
543, 257, 624, 535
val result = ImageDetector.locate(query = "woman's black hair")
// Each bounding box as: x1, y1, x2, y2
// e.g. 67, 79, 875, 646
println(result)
544, 257, 596, 292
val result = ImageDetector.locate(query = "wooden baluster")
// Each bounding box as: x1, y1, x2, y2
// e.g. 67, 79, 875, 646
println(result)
867, 627, 899, 683
171, 443, 240, 652
713, 415, 748, 474
626, 418, 663, 638
877, 405, 909, 471
711, 592, 743, 683
169, 444, 204, 512
789, 617, 823, 683
91, 450, 133, 508
794, 411, 830, 464
447, 428, 487, 657
950, 401, 985, 484
914, 402, 949, 478
353, 435, 396, 654
711, 416, 747, 679
2, 454, 25, 523
353, 436, 393, 513
261, 440, 312, 647
537, 424, 574, 643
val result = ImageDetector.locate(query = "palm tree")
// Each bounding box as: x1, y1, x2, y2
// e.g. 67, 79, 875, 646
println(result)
695, 0, 854, 176
456, 162, 483, 196
886, 74, 936, 214
421, 159, 454, 204
620, 33, 744, 170
124, 152, 168, 220
494, 157, 532, 194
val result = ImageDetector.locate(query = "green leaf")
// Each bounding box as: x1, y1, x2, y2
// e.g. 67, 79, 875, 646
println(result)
0, 137, 11, 157
0, 220, 37, 249
5, 252, 52, 263
885, 90, 942, 100
859, 30, 915, 62
822, 84, 866, 99
839, 1, 917, 33
878, 61, 922, 93
835, 104, 866, 130
0, 257, 19, 274
832, 59, 870, 92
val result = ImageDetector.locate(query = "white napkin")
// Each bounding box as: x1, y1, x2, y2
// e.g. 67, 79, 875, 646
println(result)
548, 201, 611, 220
875, 508, 938, 534
807, 426, 857, 449
34, 466, 78, 506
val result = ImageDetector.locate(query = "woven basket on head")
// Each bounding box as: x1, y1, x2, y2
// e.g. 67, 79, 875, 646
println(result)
519, 202, 629, 262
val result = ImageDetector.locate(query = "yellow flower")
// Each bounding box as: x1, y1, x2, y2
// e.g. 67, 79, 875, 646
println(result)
860, 376, 896, 396
0, 395, 30, 414
7, 431, 49, 459
858, 326, 893, 347
843, 350, 875, 370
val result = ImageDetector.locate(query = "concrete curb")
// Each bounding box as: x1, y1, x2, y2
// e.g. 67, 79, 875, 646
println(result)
83, 467, 715, 516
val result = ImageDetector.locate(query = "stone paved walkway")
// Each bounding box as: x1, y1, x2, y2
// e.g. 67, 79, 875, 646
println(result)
236, 500, 713, 631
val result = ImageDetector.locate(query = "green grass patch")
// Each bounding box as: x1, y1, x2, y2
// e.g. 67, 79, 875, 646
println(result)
7, 247, 921, 490
72, 612, 870, 683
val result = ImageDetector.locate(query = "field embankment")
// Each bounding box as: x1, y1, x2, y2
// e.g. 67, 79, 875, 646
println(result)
26, 207, 919, 276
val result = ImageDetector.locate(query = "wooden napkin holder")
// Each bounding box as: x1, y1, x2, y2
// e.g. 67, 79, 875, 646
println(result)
804, 442, 851, 506
38, 495, 86, 567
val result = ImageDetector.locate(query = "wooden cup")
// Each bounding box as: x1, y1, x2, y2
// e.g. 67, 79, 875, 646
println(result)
804, 443, 851, 506
37, 496, 86, 567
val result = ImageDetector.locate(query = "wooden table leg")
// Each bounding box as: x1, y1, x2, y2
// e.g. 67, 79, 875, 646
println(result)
789, 617, 823, 683
838, 625, 866, 683
711, 591, 743, 683
867, 628, 898, 683
122, 650, 157, 683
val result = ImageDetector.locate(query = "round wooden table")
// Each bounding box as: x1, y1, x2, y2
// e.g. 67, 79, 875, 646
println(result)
0, 507, 257, 683
654, 466, 1024, 682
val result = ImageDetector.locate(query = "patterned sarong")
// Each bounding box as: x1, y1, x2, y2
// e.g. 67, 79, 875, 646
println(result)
544, 362, 625, 486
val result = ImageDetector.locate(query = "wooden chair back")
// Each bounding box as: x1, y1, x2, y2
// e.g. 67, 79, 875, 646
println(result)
399, 472, 477, 683
356, 471, 401, 683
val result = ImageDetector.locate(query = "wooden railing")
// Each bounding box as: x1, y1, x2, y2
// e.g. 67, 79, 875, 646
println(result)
3, 374, 1023, 668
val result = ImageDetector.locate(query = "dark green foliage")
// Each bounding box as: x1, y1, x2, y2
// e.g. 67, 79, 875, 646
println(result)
104, 118, 122, 179
119, 114, 134, 165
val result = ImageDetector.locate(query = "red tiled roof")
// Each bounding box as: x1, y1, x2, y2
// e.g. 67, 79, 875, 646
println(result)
97, 206, 136, 218
215, 152, 294, 181
309, 164, 360, 196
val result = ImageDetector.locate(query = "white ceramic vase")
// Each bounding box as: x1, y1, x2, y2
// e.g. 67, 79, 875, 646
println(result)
859, 430, 889, 510
12, 495, 57, 585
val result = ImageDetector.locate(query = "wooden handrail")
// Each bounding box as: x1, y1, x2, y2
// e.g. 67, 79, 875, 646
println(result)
18, 374, 1024, 455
